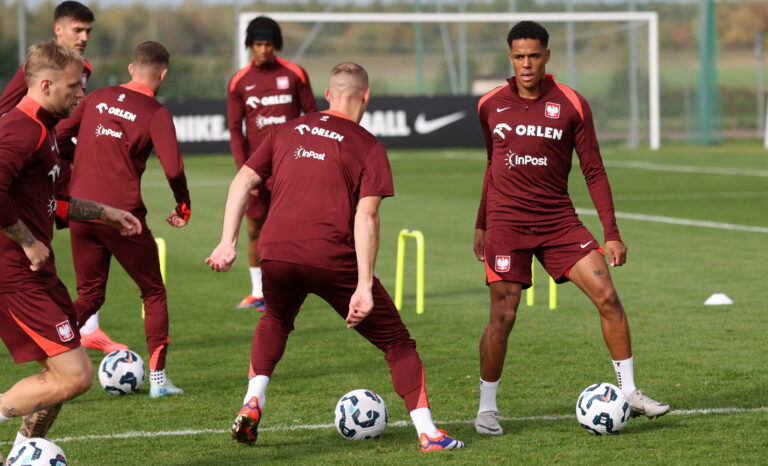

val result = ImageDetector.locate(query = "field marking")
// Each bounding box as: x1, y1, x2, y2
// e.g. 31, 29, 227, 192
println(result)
576, 208, 768, 234
3, 406, 765, 445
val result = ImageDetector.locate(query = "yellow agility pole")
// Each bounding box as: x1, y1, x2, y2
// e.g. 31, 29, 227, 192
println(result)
142, 237, 166, 319
526, 261, 557, 310
394, 229, 425, 314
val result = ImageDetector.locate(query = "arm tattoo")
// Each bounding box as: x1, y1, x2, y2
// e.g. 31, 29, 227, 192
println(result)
0, 221, 36, 247
593, 269, 606, 276
19, 404, 62, 438
67, 198, 104, 221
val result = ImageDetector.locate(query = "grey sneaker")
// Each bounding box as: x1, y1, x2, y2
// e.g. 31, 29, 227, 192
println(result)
627, 389, 670, 419
474, 410, 504, 435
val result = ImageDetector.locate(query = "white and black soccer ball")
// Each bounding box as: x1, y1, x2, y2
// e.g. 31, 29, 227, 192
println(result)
334, 389, 388, 440
98, 349, 145, 395
576, 382, 630, 435
5, 437, 67, 466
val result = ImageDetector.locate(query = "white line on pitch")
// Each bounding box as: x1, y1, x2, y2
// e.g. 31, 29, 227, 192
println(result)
576, 208, 768, 234
4, 406, 764, 445
603, 161, 768, 177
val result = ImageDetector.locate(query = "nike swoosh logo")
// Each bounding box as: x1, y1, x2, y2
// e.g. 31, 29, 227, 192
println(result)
414, 111, 466, 134
496, 107, 511, 112
245, 84, 257, 91
580, 241, 594, 248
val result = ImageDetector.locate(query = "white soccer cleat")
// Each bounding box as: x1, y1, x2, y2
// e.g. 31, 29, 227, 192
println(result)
627, 389, 670, 419
474, 410, 504, 435
150, 378, 184, 398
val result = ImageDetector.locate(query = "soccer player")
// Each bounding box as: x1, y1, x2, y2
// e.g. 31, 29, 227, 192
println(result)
0, 41, 141, 448
0, 1, 127, 355
472, 21, 670, 435
207, 63, 464, 452
227, 15, 317, 311
56, 41, 191, 398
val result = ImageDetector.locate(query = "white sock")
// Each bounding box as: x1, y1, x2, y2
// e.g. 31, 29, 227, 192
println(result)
243, 375, 269, 407
478, 378, 500, 413
80, 312, 100, 335
409, 407, 440, 437
13, 431, 29, 448
612, 357, 637, 397
150, 369, 166, 386
0, 411, 10, 423
249, 267, 263, 298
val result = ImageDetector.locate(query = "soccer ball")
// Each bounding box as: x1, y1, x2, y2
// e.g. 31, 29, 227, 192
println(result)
6, 437, 66, 465
98, 349, 146, 395
334, 389, 388, 440
576, 382, 630, 435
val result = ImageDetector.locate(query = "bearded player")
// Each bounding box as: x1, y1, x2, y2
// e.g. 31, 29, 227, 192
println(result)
472, 21, 669, 435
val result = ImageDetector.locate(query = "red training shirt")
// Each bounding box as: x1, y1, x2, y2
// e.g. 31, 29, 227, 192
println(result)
0, 97, 68, 291
245, 110, 394, 271
476, 75, 621, 242
227, 57, 317, 169
0, 60, 92, 117
57, 81, 190, 219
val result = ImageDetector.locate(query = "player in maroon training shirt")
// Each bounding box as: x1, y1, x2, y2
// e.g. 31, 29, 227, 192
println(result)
57, 41, 191, 399
0, 1, 130, 355
0, 42, 141, 449
0, 1, 93, 116
227, 16, 317, 311
472, 22, 669, 435
207, 63, 464, 452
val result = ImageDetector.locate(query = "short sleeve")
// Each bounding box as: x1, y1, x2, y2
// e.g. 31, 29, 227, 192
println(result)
360, 141, 394, 199
244, 128, 275, 180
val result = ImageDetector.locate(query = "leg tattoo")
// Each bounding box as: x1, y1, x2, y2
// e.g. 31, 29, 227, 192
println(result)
19, 404, 62, 438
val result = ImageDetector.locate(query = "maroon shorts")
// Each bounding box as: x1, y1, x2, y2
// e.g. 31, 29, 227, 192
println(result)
0, 280, 80, 363
484, 220, 600, 288
245, 188, 270, 220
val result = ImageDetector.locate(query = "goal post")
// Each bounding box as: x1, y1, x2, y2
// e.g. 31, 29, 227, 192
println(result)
238, 12, 660, 150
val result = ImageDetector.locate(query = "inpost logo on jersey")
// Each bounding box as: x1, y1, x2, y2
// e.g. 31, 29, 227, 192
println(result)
257, 115, 287, 129
294, 146, 326, 161
95, 124, 123, 139
505, 151, 548, 169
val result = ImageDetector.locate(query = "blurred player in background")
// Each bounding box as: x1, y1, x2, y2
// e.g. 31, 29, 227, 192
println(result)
0, 42, 141, 450
207, 63, 464, 452
0, 1, 124, 354
472, 21, 669, 435
57, 41, 191, 398
227, 15, 317, 311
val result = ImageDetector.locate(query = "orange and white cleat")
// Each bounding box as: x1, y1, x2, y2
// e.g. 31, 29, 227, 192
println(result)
231, 396, 263, 445
236, 295, 266, 312
419, 429, 464, 452
80, 328, 128, 353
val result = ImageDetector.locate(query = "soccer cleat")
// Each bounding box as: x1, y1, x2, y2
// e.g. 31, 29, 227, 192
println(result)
627, 389, 670, 419
149, 378, 184, 398
474, 410, 504, 435
80, 327, 128, 353
236, 295, 266, 312
231, 396, 262, 445
419, 429, 464, 452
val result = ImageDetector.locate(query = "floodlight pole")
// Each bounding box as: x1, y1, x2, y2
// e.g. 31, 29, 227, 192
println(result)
17, 0, 26, 65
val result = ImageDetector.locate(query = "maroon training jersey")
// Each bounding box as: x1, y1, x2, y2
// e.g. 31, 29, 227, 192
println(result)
476, 75, 621, 242
228, 57, 317, 169
0, 60, 91, 117
245, 110, 394, 271
0, 97, 66, 291
57, 81, 190, 219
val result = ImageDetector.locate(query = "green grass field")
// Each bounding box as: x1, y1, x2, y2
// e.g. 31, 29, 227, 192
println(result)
1, 141, 766, 464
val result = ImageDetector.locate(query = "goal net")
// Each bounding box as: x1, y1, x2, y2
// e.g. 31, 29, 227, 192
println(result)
238, 12, 659, 149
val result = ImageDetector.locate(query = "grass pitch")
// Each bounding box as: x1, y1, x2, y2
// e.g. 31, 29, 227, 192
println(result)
1, 142, 766, 464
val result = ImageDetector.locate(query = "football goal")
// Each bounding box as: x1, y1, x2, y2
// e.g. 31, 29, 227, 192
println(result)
238, 12, 660, 150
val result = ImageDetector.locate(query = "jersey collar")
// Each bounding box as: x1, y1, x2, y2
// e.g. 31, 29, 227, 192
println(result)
17, 96, 59, 127
120, 81, 155, 97
321, 109, 352, 121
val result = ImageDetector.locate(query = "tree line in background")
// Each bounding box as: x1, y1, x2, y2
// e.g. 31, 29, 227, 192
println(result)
0, 0, 766, 100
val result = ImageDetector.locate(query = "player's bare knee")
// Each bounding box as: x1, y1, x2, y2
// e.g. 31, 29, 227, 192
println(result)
594, 290, 624, 316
